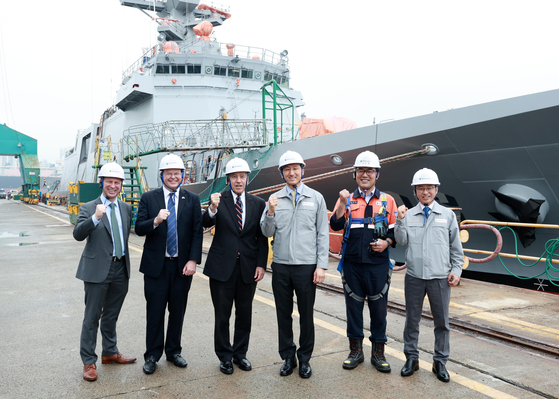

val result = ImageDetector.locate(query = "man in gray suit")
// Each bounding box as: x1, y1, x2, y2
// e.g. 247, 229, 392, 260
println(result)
73, 163, 136, 382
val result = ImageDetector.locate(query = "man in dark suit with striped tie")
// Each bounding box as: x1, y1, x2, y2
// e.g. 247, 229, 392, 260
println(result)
136, 154, 203, 375
202, 157, 268, 374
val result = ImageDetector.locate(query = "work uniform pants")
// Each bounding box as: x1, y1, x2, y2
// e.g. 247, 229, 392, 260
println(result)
403, 274, 451, 364
80, 259, 128, 365
271, 262, 317, 363
343, 260, 390, 342
144, 258, 192, 361
209, 258, 257, 362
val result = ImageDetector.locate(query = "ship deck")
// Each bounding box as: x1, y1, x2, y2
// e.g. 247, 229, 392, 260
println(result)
1, 200, 558, 398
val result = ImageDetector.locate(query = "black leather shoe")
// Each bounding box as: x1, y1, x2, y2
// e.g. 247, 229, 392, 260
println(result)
279, 357, 297, 376
233, 357, 252, 371
167, 354, 188, 368
401, 358, 419, 377
299, 362, 312, 378
220, 360, 234, 375
432, 360, 450, 382
143, 358, 157, 374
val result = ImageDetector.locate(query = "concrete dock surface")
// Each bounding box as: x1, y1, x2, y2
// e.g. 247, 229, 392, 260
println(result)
1, 200, 558, 398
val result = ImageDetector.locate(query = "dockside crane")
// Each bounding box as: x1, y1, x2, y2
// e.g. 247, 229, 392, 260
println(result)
0, 124, 41, 204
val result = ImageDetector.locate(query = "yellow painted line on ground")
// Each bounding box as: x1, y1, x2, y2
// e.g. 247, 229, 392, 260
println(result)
449, 302, 559, 338
149, 267, 519, 397
24, 204, 72, 224
249, 292, 518, 399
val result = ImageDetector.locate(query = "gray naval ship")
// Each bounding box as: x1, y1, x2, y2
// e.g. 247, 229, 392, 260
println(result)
60, 0, 559, 292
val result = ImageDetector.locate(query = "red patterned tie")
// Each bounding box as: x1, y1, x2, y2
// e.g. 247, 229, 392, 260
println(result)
235, 195, 243, 233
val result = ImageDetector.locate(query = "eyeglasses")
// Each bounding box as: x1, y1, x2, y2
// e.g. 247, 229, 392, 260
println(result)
355, 168, 377, 176
416, 186, 436, 192
163, 172, 183, 178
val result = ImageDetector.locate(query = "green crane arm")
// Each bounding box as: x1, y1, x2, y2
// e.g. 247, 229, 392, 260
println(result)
0, 123, 40, 189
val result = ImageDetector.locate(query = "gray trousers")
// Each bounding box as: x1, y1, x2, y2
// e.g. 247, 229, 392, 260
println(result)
80, 259, 128, 365
403, 274, 451, 364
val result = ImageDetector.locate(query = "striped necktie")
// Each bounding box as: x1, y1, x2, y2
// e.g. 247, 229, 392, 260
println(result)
167, 193, 177, 256
109, 203, 123, 259
235, 195, 243, 233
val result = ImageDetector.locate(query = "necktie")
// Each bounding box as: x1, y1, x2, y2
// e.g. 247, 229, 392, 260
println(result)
167, 193, 177, 257
290, 191, 296, 209
423, 206, 431, 225
235, 195, 243, 233
109, 203, 123, 259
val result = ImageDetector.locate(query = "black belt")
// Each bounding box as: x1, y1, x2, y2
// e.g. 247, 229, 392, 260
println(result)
165, 256, 178, 261
112, 255, 125, 262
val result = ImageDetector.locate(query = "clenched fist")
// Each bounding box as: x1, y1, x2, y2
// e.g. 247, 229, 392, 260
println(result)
94, 204, 107, 220
397, 205, 408, 220
209, 193, 221, 213
267, 195, 278, 216
154, 209, 171, 226
335, 189, 350, 219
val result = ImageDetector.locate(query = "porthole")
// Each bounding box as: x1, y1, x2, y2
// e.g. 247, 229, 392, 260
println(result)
330, 154, 343, 165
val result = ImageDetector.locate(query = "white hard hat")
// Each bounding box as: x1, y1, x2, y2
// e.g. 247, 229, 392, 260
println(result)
278, 150, 306, 170
354, 151, 381, 169
225, 157, 251, 175
98, 162, 125, 180
159, 154, 185, 171
411, 168, 440, 186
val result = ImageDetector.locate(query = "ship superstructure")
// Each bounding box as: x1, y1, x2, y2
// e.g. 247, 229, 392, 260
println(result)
60, 0, 302, 192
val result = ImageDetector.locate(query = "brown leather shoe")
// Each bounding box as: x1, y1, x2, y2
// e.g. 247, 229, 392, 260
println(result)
101, 352, 137, 364
83, 364, 97, 381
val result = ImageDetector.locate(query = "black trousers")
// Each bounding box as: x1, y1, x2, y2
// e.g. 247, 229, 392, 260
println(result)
81, 259, 128, 365
144, 258, 192, 361
209, 258, 257, 362
271, 262, 317, 363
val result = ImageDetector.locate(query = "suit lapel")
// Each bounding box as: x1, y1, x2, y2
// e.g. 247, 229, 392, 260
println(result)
118, 199, 129, 237
222, 190, 235, 223
177, 188, 186, 219
155, 187, 166, 212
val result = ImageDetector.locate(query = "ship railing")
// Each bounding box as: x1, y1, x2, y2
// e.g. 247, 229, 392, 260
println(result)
459, 220, 559, 266
122, 46, 157, 81
122, 39, 288, 81
121, 119, 270, 160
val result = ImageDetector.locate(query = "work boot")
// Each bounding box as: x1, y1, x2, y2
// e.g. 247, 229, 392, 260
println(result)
343, 339, 364, 370
371, 342, 391, 373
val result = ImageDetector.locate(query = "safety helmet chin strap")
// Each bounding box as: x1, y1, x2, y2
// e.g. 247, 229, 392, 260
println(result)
413, 185, 439, 203
160, 171, 184, 193
99, 177, 124, 197
354, 169, 379, 198
280, 164, 304, 190
227, 173, 250, 191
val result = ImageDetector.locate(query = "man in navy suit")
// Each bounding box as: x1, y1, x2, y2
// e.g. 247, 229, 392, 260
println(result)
136, 154, 203, 374
73, 162, 136, 382
202, 157, 269, 374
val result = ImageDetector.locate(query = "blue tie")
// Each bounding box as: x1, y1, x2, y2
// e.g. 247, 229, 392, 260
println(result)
167, 193, 177, 257
423, 206, 431, 226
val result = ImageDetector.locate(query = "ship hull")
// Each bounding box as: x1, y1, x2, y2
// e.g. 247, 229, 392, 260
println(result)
186, 90, 559, 292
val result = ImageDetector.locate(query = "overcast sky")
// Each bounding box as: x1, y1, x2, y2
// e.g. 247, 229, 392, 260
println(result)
1, 0, 557, 163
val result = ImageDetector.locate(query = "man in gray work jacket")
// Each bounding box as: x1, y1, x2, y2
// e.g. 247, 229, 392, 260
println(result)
394, 168, 464, 383
260, 150, 329, 379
